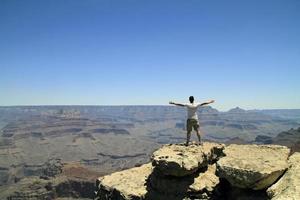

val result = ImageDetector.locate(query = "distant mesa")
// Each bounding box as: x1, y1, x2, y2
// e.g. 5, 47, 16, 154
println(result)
227, 107, 247, 113
91, 128, 130, 135
198, 106, 219, 114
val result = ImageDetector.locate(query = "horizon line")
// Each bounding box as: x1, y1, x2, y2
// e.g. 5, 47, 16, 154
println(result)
1, 104, 300, 112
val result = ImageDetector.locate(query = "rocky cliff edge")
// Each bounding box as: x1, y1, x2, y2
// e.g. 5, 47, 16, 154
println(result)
95, 142, 299, 200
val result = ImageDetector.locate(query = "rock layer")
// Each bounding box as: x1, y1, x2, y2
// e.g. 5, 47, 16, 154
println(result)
216, 144, 290, 190
267, 152, 300, 200
96, 143, 298, 200
96, 163, 152, 200
96, 142, 225, 200
151, 142, 224, 177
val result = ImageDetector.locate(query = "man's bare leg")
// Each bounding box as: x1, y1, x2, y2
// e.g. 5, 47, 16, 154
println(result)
186, 131, 191, 146
195, 128, 202, 145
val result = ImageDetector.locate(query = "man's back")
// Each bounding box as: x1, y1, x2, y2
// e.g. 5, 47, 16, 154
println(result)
185, 103, 201, 120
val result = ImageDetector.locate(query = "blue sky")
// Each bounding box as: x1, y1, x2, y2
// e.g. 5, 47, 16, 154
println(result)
0, 0, 299, 110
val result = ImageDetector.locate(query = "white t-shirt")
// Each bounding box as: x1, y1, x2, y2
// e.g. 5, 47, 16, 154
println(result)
184, 103, 201, 120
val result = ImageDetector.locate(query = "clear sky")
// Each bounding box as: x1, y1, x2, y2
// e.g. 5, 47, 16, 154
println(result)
0, 0, 299, 111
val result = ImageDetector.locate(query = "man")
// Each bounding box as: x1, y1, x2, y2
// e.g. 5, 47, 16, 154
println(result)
169, 96, 215, 146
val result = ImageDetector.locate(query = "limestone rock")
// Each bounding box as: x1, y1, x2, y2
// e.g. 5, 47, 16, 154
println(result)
96, 163, 152, 200
151, 142, 224, 177
217, 144, 290, 190
96, 143, 297, 200
267, 152, 300, 200
149, 164, 219, 198
96, 163, 221, 200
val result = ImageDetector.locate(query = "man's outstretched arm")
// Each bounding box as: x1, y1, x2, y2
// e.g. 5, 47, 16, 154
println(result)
199, 100, 215, 106
169, 101, 185, 107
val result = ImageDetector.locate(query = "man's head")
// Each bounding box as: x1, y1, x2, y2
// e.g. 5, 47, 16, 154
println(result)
189, 96, 194, 103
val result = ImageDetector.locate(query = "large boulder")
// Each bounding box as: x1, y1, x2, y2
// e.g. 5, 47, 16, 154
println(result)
96, 163, 152, 200
151, 142, 224, 177
216, 144, 290, 190
95, 142, 225, 200
96, 163, 221, 200
149, 164, 220, 198
267, 152, 300, 200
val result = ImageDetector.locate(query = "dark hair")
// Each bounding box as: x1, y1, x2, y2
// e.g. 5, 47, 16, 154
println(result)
189, 96, 194, 103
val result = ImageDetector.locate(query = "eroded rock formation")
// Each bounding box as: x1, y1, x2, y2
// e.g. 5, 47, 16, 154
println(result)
267, 152, 300, 200
95, 142, 299, 200
97, 163, 152, 199
216, 144, 290, 190
96, 142, 225, 200
151, 142, 224, 177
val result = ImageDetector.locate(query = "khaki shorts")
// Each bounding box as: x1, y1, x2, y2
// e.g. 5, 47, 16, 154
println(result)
186, 119, 199, 132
